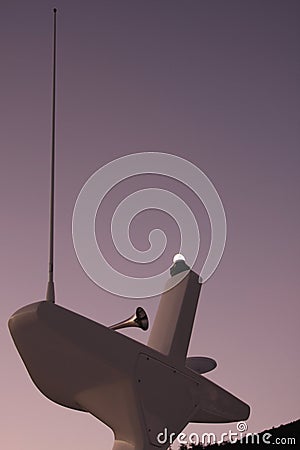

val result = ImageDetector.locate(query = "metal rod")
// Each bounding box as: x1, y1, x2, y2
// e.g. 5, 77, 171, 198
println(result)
46, 8, 57, 302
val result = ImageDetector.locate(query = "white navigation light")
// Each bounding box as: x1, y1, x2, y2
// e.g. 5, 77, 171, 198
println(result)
171, 253, 190, 276
173, 253, 186, 263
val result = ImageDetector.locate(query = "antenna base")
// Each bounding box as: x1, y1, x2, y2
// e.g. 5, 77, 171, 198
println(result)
46, 281, 55, 303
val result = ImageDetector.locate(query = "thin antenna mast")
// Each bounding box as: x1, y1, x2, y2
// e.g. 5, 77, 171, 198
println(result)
46, 8, 57, 302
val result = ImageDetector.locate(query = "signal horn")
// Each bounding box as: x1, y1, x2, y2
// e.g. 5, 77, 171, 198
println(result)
109, 307, 149, 332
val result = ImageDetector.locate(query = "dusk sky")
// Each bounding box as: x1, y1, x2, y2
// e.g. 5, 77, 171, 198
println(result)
1, 1, 299, 449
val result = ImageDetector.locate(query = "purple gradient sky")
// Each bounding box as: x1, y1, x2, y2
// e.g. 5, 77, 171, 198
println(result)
1, 1, 299, 449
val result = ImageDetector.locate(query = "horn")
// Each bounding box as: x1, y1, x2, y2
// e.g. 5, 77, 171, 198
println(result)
109, 307, 149, 332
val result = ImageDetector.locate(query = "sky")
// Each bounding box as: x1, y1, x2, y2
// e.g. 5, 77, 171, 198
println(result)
1, 1, 299, 449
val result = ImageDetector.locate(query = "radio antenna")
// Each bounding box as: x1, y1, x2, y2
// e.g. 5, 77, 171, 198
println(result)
46, 8, 57, 302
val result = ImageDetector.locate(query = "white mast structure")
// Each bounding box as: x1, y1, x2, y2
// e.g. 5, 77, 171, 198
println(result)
8, 10, 250, 450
